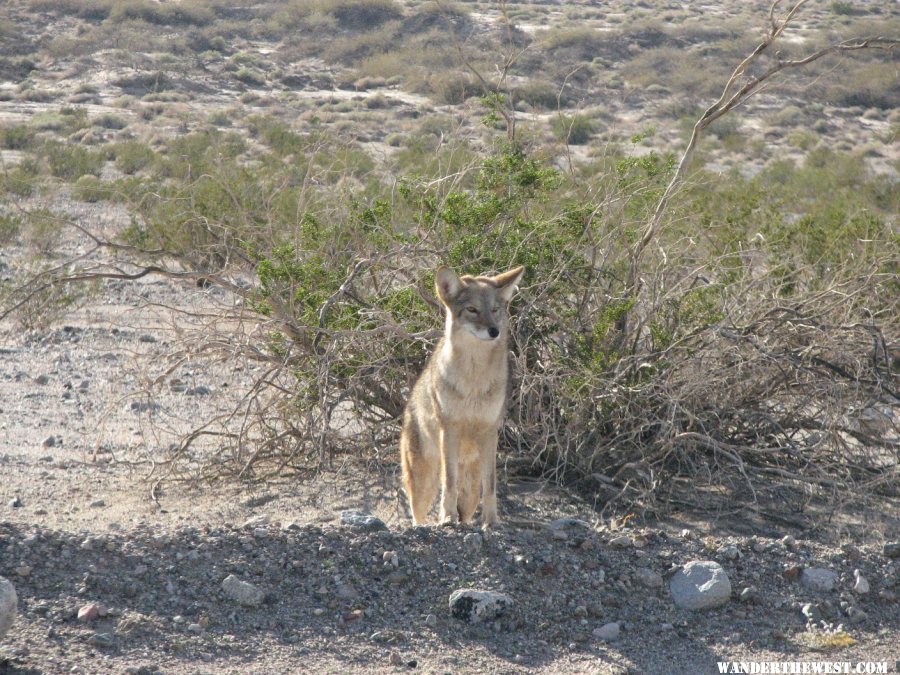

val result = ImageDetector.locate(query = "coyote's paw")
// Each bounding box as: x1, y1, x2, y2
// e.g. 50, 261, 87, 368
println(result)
439, 512, 459, 527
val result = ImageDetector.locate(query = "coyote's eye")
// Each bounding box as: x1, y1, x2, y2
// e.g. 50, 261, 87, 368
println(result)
466, 306, 478, 314
492, 305, 500, 313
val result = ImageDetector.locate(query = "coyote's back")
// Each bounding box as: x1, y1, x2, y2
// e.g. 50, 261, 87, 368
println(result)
400, 265, 524, 527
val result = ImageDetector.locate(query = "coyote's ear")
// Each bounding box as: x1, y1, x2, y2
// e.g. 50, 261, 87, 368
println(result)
494, 265, 525, 303
435, 266, 463, 304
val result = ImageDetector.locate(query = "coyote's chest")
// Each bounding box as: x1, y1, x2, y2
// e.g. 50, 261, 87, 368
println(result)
433, 343, 507, 428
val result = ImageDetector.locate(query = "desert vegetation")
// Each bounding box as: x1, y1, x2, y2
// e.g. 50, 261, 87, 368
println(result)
0, 0, 897, 521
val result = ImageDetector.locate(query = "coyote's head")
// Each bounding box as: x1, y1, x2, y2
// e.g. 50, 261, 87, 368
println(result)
435, 265, 525, 342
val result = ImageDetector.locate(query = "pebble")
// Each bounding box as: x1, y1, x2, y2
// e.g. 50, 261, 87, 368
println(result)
882, 543, 900, 559
87, 632, 114, 648
781, 535, 796, 548
77, 603, 101, 622
221, 575, 264, 607
0, 577, 16, 638
8, 496, 21, 508
609, 535, 632, 549
718, 544, 740, 561
187, 623, 203, 634
463, 533, 483, 550
448, 589, 513, 624
14, 565, 31, 577
752, 540, 767, 553
340, 511, 388, 532
635, 568, 663, 589
669, 561, 732, 610
852, 569, 870, 595
42, 436, 56, 448
549, 517, 591, 531
739, 586, 756, 603
34, 374, 49, 385
592, 621, 620, 641
800, 568, 838, 593
388, 651, 403, 666
424, 613, 437, 627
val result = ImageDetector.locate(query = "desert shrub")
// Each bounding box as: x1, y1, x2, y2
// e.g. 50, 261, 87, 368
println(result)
1, 158, 42, 197
1, 125, 36, 150
429, 72, 477, 105
72, 175, 112, 202
329, 0, 403, 30
551, 114, 596, 145
45, 142, 105, 181
0, 213, 21, 244
113, 71, 174, 96
93, 114, 129, 130
111, 140, 155, 174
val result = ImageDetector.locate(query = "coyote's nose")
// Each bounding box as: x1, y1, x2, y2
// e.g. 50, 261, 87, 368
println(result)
488, 327, 499, 339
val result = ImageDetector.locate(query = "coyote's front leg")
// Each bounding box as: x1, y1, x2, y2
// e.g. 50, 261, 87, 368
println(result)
438, 427, 460, 524
480, 431, 499, 528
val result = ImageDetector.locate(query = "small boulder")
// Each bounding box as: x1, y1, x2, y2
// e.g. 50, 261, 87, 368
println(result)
852, 570, 870, 595
221, 575, 264, 607
635, 568, 664, 589
340, 511, 388, 532
592, 621, 620, 641
800, 568, 837, 593
449, 589, 512, 624
0, 577, 16, 638
669, 561, 731, 610
882, 542, 900, 559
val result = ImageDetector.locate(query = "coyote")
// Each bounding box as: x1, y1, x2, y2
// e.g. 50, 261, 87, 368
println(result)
400, 265, 525, 527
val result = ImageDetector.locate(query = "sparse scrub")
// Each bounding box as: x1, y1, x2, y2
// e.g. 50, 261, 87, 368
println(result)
551, 114, 596, 145
112, 140, 155, 175
45, 142, 105, 181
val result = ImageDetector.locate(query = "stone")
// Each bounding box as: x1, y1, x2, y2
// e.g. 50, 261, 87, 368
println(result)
669, 561, 732, 610
449, 589, 513, 624
549, 517, 591, 531
221, 575, 264, 607
77, 603, 101, 622
800, 568, 838, 593
635, 568, 664, 589
609, 535, 632, 549
717, 544, 740, 561
853, 570, 870, 595
592, 621, 620, 641
340, 511, 388, 532
0, 577, 16, 638
882, 543, 900, 559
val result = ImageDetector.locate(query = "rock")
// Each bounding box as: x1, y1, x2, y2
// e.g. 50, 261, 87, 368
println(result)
0, 577, 16, 638
463, 533, 483, 551
847, 606, 868, 623
340, 511, 388, 532
87, 632, 115, 648
388, 651, 403, 666
7, 496, 21, 508
77, 603, 101, 622
801, 568, 837, 593
853, 570, 870, 595
42, 436, 56, 448
609, 535, 632, 549
717, 544, 740, 561
739, 586, 756, 603
34, 374, 49, 385
635, 568, 663, 589
549, 517, 591, 531
882, 543, 900, 559
424, 613, 438, 627
781, 535, 796, 548
782, 565, 802, 582
449, 589, 513, 624
592, 621, 620, 641
221, 575, 264, 607
669, 561, 732, 610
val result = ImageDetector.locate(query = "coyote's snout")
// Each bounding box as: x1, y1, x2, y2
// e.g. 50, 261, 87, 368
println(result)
400, 265, 525, 527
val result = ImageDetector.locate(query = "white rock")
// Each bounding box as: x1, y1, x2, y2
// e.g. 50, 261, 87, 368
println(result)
853, 570, 870, 595
449, 589, 512, 624
221, 575, 264, 607
0, 577, 16, 638
801, 568, 838, 593
592, 621, 620, 641
669, 561, 732, 610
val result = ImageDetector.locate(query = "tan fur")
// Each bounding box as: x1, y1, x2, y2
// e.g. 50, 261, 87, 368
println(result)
400, 265, 524, 527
